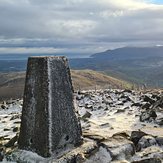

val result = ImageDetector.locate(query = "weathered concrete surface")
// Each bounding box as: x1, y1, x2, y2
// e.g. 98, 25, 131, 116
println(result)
18, 56, 82, 157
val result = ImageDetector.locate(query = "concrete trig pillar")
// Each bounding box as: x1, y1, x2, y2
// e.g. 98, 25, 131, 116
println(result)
18, 56, 82, 157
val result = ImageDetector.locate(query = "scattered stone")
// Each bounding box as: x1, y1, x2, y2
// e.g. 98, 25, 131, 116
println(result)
5, 134, 18, 148
140, 110, 157, 122
54, 140, 98, 163
137, 135, 157, 151
85, 104, 93, 110
130, 131, 147, 146
13, 127, 19, 132
123, 89, 132, 93
151, 94, 160, 100
156, 136, 163, 146
101, 135, 135, 160
142, 103, 151, 109
131, 158, 161, 163
149, 110, 157, 119
13, 121, 21, 124
156, 118, 163, 125
131, 146, 163, 163
0, 148, 4, 161
10, 115, 21, 121
131, 103, 142, 107
82, 111, 92, 120
0, 87, 163, 162
115, 108, 126, 113
143, 95, 155, 104
3, 128, 10, 131
100, 123, 111, 128
1, 105, 7, 110
85, 146, 112, 163
117, 102, 124, 106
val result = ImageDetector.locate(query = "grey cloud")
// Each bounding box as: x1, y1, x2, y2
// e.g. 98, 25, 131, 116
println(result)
0, 0, 163, 54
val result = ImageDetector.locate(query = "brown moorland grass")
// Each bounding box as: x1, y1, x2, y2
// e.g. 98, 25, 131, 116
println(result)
0, 70, 131, 101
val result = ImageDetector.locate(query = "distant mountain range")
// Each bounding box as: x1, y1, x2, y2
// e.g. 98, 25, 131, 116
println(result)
91, 46, 163, 59
70, 46, 163, 88
0, 46, 162, 88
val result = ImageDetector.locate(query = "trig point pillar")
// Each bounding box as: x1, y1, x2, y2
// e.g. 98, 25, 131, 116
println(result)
18, 56, 82, 157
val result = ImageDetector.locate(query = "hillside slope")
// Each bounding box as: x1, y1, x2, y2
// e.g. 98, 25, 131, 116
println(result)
71, 70, 130, 90
0, 70, 131, 100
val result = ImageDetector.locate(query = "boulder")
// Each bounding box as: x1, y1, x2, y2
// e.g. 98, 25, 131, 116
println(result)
143, 95, 155, 104
140, 110, 157, 122
136, 135, 157, 151
156, 136, 163, 146
131, 146, 163, 163
130, 131, 147, 146
101, 135, 135, 160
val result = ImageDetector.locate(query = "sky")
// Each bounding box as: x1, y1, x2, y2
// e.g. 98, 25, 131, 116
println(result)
0, 0, 163, 56
152, 0, 163, 4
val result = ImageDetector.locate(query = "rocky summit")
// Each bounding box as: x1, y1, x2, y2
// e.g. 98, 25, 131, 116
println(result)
0, 89, 162, 162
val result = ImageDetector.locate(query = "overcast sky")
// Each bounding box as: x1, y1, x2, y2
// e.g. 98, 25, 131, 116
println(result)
0, 0, 163, 55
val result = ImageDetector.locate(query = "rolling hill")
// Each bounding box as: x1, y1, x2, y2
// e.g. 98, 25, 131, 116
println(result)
0, 70, 131, 100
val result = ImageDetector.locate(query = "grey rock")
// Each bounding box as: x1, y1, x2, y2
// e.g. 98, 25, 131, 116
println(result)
156, 136, 163, 146
85, 104, 93, 110
10, 114, 21, 120
123, 89, 132, 93
130, 131, 147, 146
156, 117, 163, 125
143, 95, 155, 104
131, 158, 161, 163
0, 148, 4, 161
1, 104, 7, 110
151, 94, 161, 100
140, 110, 157, 122
3, 128, 10, 131
84, 146, 112, 163
13, 127, 19, 132
53, 140, 98, 163
115, 108, 126, 114
142, 103, 151, 109
101, 135, 135, 160
18, 56, 82, 157
131, 103, 142, 107
81, 111, 92, 120
137, 135, 157, 151
131, 146, 163, 162
5, 134, 18, 148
